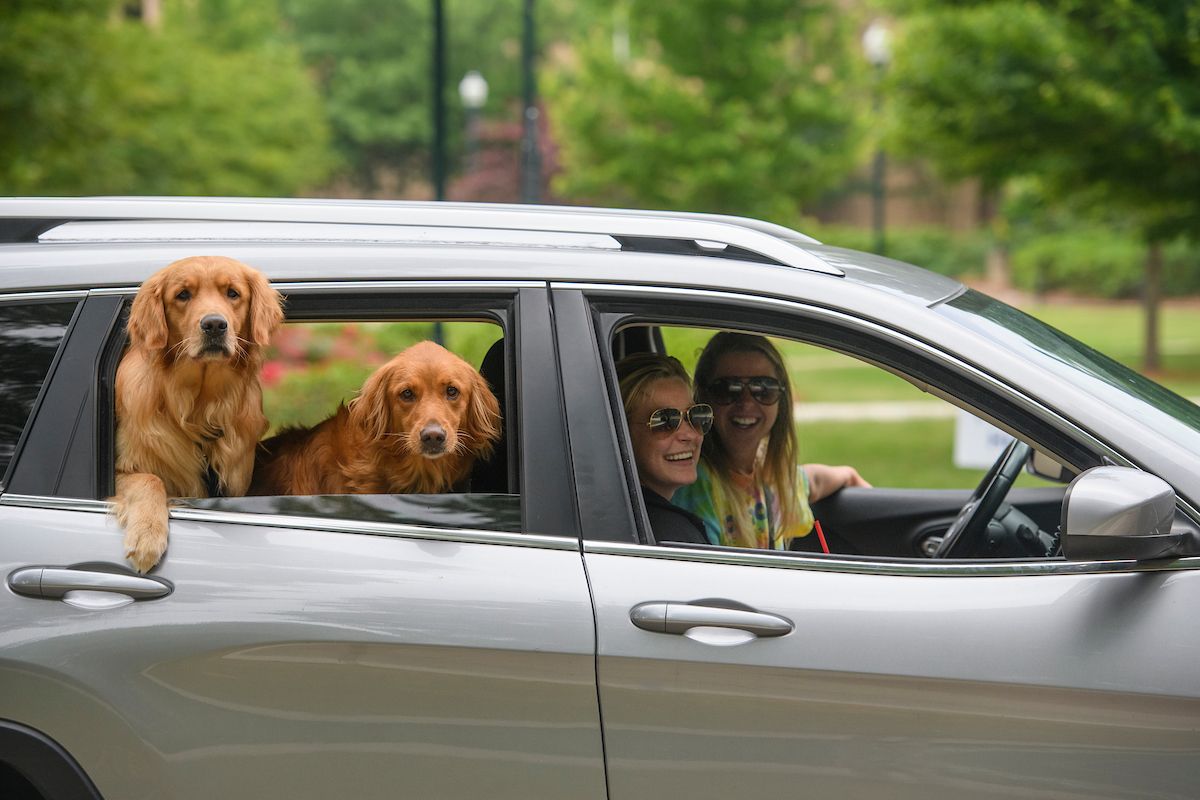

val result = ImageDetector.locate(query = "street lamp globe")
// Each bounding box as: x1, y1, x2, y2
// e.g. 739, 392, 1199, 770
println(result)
458, 71, 489, 110
862, 20, 892, 67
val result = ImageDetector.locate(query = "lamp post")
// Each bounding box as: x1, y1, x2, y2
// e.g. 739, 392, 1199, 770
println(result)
431, 0, 446, 201
458, 71, 489, 175
862, 19, 891, 257
520, 0, 540, 204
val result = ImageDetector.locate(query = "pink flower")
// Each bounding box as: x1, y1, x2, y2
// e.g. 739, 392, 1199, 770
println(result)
260, 361, 286, 386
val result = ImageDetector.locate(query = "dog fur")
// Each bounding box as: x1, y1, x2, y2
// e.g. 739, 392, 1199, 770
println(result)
112, 256, 283, 572
249, 340, 501, 496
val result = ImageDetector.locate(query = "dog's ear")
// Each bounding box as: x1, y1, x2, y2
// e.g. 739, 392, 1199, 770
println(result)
245, 267, 284, 346
465, 369, 501, 457
347, 365, 392, 442
127, 270, 168, 350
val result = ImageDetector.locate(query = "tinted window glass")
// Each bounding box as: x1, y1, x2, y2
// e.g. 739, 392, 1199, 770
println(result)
0, 302, 77, 481
938, 290, 1200, 456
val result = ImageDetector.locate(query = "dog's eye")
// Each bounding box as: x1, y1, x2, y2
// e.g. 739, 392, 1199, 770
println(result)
399, 389, 415, 402
446, 386, 459, 400
226, 288, 240, 300
176, 290, 191, 301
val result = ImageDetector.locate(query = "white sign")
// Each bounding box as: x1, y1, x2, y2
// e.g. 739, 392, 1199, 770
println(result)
953, 410, 1015, 470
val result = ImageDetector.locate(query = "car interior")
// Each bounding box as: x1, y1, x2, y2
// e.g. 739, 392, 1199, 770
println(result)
610, 323, 1078, 561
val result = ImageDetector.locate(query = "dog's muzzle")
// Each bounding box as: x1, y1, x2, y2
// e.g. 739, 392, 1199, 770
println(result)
199, 314, 230, 355
419, 423, 448, 456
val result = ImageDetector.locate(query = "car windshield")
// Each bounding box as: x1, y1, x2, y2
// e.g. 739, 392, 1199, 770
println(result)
937, 290, 1200, 456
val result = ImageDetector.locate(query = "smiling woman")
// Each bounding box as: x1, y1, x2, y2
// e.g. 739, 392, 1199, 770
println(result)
616, 352, 711, 545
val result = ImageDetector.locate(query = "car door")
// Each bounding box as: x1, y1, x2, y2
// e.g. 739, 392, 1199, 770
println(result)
0, 283, 606, 800
553, 284, 1200, 800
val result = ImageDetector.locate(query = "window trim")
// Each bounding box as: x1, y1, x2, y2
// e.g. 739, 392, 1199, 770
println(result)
563, 282, 1200, 572
0, 294, 87, 491
581, 537, 1200, 577
0, 492, 577, 551
89, 281, 577, 538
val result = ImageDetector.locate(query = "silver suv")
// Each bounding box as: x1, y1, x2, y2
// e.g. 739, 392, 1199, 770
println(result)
2, 197, 1199, 800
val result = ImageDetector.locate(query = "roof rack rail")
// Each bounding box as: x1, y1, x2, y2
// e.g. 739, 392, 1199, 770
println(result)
0, 197, 842, 277
613, 235, 783, 265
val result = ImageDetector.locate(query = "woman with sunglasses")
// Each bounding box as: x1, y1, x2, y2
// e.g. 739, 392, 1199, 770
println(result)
674, 331, 869, 549
616, 352, 713, 545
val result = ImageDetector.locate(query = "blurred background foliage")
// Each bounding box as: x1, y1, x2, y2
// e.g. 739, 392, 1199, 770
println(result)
3, 0, 1198, 486
542, 0, 866, 220
0, 0, 335, 195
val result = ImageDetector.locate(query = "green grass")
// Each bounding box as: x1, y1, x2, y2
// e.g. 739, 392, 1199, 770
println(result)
799, 418, 1053, 490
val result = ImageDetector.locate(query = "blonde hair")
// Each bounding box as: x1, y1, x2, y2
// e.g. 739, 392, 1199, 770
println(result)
615, 352, 693, 419
693, 332, 801, 535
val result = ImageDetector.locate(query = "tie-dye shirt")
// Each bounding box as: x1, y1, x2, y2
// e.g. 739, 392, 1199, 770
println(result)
672, 460, 813, 550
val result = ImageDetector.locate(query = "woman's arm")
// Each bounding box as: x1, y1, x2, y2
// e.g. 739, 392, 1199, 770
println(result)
802, 463, 871, 503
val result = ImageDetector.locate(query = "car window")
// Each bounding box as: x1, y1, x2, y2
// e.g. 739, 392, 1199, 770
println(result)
609, 320, 1064, 560
107, 296, 521, 534
0, 300, 78, 487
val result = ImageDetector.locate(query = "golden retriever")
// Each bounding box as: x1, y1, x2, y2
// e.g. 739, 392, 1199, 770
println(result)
249, 340, 501, 495
113, 256, 283, 572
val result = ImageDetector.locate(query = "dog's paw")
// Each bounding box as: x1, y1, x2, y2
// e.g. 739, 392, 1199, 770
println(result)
122, 514, 168, 574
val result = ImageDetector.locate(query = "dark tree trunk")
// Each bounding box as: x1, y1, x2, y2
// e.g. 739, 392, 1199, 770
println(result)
1143, 240, 1163, 371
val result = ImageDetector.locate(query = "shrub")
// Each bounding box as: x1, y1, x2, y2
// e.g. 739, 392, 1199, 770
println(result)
1010, 230, 1200, 299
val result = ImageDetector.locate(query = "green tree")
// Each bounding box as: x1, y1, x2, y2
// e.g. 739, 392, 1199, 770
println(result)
0, 0, 334, 196
887, 0, 1200, 368
544, 0, 866, 223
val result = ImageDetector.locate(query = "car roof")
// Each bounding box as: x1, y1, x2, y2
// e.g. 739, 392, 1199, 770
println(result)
0, 197, 964, 306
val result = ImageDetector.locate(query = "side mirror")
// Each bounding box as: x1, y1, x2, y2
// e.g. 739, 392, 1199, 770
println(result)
1061, 466, 1189, 561
1025, 449, 1077, 483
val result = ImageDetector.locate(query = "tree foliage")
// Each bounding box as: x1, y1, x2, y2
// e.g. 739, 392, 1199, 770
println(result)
545, 0, 867, 222
887, 0, 1200, 240
281, 0, 587, 185
0, 0, 334, 196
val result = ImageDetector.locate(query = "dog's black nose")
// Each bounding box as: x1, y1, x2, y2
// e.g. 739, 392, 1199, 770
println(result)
201, 314, 228, 336
420, 424, 447, 447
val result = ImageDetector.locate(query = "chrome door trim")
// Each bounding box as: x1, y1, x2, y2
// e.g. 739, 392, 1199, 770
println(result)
271, 279, 547, 293
0, 290, 89, 303
88, 287, 140, 296
0, 493, 578, 551
89, 280, 545, 297
583, 539, 1200, 577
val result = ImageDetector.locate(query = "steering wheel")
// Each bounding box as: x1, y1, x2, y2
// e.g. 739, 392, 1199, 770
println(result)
934, 439, 1032, 558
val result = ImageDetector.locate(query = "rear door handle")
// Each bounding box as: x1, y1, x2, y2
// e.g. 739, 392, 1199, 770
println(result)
630, 601, 793, 637
8, 563, 173, 600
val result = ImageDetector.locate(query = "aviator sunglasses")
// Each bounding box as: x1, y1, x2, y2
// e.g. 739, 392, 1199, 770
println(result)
706, 375, 783, 406
643, 404, 714, 435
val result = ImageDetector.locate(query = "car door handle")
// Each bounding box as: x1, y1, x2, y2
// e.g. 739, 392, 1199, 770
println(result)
630, 601, 794, 637
7, 564, 173, 600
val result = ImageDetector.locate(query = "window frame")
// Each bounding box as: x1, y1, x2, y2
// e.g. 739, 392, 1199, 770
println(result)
553, 283, 1200, 577
0, 293, 85, 490
5, 280, 580, 543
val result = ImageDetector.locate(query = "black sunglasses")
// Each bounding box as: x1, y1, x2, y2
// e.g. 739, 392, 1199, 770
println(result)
643, 404, 714, 435
705, 375, 783, 406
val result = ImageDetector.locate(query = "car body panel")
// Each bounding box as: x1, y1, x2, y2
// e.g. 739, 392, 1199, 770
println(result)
583, 546, 1200, 800
0, 503, 605, 800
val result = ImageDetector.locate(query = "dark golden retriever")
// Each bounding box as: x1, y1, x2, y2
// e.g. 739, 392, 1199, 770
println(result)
113, 256, 283, 572
250, 340, 501, 495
